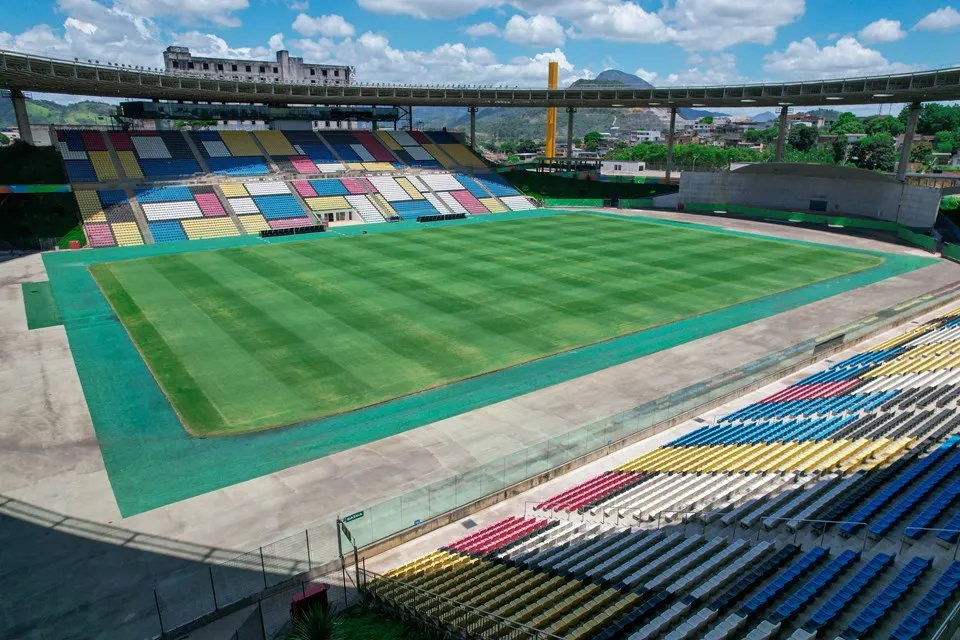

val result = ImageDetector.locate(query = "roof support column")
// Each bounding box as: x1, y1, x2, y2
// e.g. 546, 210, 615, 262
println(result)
408, 106, 413, 131
469, 106, 478, 149
566, 107, 576, 158
897, 101, 922, 181
10, 90, 33, 145
775, 105, 789, 162
665, 107, 677, 183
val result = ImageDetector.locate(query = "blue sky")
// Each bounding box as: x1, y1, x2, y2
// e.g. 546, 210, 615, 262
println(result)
2, 0, 959, 114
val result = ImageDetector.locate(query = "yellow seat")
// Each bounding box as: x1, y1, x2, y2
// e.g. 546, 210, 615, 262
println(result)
180, 217, 241, 240
480, 197, 507, 212
220, 183, 249, 198
117, 151, 144, 179
237, 215, 270, 233
89, 151, 119, 181
111, 222, 143, 246
219, 131, 263, 156
253, 130, 296, 156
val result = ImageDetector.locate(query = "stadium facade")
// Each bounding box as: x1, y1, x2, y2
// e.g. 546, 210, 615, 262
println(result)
163, 47, 353, 86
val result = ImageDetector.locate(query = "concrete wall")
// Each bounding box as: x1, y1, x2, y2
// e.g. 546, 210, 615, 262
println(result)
679, 168, 940, 229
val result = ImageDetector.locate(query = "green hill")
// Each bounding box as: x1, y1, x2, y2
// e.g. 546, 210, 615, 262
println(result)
0, 96, 117, 128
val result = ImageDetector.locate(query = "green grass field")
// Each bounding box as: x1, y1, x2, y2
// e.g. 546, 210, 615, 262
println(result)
90, 213, 881, 437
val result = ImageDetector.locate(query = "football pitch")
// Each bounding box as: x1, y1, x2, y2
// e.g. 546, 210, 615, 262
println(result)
90, 213, 881, 437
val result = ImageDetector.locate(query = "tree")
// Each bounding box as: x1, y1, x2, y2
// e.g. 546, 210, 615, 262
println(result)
0, 132, 8, 146
910, 141, 934, 165
829, 112, 865, 135
743, 128, 778, 144
700, 116, 714, 125
499, 140, 517, 155
505, 154, 520, 164
865, 115, 905, 137
583, 131, 603, 151
903, 103, 960, 135
934, 130, 960, 154
513, 138, 538, 154
850, 133, 896, 171
787, 125, 818, 151
832, 136, 848, 164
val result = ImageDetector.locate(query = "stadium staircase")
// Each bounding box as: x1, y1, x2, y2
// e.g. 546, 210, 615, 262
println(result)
360, 307, 960, 640
53, 126, 536, 248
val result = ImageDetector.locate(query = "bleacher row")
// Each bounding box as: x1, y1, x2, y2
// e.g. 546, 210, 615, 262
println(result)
366, 307, 960, 639
76, 172, 532, 247
55, 128, 487, 183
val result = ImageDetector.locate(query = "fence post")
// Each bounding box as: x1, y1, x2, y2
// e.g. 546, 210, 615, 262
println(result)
305, 529, 312, 570
153, 589, 164, 635
259, 547, 268, 589
209, 565, 219, 610
258, 600, 265, 640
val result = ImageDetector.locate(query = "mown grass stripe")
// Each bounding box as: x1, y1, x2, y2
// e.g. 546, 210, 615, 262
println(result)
89, 262, 226, 432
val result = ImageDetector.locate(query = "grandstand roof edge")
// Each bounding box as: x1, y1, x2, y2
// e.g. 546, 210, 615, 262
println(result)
3, 50, 960, 108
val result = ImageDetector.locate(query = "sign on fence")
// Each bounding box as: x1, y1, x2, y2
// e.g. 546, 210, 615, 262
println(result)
343, 511, 364, 523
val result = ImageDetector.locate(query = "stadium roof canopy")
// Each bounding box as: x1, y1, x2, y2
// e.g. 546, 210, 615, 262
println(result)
4, 48, 960, 109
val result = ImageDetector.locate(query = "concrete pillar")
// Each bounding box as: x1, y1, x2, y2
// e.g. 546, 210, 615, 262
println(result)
897, 101, 922, 181
10, 90, 33, 145
566, 107, 575, 158
775, 105, 789, 162
408, 106, 413, 131
469, 106, 478, 149
665, 107, 677, 182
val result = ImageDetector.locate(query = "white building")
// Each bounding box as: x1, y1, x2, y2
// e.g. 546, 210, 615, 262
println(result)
601, 161, 647, 176
163, 47, 353, 85
632, 130, 663, 143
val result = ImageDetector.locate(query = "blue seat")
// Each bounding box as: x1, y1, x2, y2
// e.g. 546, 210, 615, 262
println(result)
842, 556, 931, 638
136, 186, 194, 203
870, 448, 960, 537
253, 195, 308, 220
148, 221, 187, 243
803, 553, 895, 631
65, 160, 98, 182
309, 179, 350, 195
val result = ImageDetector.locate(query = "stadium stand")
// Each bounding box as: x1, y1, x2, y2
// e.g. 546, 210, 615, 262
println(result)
221, 181, 314, 230
75, 189, 144, 247
107, 130, 202, 180
190, 131, 270, 176
362, 306, 960, 640
137, 185, 240, 242
276, 131, 346, 174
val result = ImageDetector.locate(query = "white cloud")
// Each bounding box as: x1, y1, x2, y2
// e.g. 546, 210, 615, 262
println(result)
661, 53, 742, 85
170, 31, 274, 60
568, 3, 675, 42
915, 6, 960, 31
287, 0, 309, 9
355, 0, 500, 20
465, 22, 500, 37
634, 67, 657, 84
64, 18, 99, 36
292, 13, 355, 38
665, 0, 805, 50
858, 18, 906, 43
113, 0, 250, 27
268, 32, 285, 50
503, 14, 565, 46
764, 36, 920, 78
292, 32, 592, 86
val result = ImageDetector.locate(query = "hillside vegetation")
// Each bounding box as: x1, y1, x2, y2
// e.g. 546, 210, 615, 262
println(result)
0, 96, 117, 128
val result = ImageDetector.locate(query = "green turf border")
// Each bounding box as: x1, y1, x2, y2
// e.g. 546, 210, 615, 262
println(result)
41, 210, 937, 515
21, 281, 64, 329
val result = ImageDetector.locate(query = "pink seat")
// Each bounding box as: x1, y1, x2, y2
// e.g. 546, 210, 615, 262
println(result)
267, 217, 313, 230
195, 193, 226, 217
84, 223, 116, 247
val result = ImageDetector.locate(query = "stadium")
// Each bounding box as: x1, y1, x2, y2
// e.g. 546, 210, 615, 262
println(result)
4, 41, 960, 640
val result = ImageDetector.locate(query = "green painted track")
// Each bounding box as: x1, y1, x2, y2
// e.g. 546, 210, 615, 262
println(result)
41, 210, 936, 515
21, 281, 63, 329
